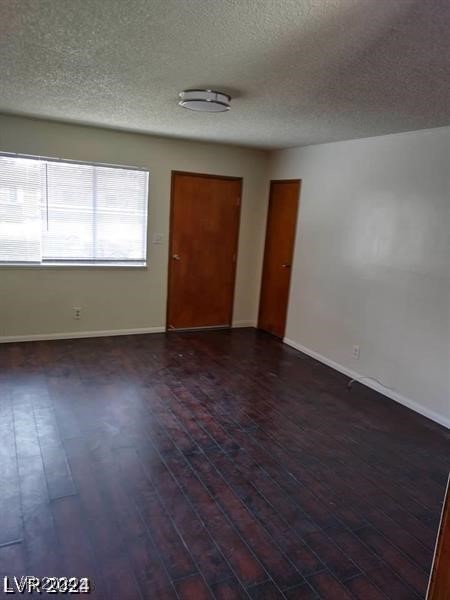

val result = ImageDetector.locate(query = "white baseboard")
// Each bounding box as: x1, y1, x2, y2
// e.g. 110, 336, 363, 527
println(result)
283, 337, 450, 430
0, 322, 256, 343
0, 321, 256, 344
0, 326, 166, 344
232, 320, 256, 328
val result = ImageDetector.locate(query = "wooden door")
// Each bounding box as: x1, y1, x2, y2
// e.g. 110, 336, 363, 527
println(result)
427, 477, 449, 599
167, 171, 241, 330
258, 180, 300, 338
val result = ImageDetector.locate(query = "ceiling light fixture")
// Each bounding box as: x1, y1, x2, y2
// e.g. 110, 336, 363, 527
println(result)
178, 89, 231, 113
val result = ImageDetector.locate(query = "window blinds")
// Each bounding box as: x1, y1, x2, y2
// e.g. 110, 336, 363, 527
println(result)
0, 156, 43, 263
0, 154, 149, 265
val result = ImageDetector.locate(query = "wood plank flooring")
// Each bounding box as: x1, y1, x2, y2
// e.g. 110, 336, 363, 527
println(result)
0, 329, 448, 599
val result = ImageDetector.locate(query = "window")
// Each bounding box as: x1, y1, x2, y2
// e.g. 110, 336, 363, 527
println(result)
0, 153, 149, 266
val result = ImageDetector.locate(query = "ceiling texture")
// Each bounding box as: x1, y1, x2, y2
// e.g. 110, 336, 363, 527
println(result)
0, 0, 449, 149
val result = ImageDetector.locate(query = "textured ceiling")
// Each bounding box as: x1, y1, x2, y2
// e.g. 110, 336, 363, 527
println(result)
0, 0, 449, 149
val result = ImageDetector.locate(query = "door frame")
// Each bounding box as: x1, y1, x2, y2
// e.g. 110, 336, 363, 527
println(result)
257, 178, 301, 337
166, 170, 243, 332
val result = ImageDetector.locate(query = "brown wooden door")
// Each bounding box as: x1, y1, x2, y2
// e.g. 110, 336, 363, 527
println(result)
427, 477, 449, 599
258, 180, 300, 338
167, 171, 241, 330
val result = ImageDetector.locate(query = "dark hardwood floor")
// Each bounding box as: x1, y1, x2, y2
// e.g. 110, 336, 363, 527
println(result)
0, 329, 448, 599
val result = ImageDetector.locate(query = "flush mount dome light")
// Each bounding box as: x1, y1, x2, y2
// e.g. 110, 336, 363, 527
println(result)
178, 89, 231, 112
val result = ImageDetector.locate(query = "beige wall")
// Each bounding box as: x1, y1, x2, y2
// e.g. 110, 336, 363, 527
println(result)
0, 115, 269, 338
270, 126, 450, 427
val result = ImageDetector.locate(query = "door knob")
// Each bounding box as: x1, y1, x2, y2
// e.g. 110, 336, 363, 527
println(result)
281, 263, 291, 268
172, 254, 181, 261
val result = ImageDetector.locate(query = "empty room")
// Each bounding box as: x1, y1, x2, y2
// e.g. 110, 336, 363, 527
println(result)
0, 0, 449, 599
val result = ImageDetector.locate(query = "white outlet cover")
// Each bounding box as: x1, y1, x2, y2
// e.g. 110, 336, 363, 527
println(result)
152, 233, 164, 244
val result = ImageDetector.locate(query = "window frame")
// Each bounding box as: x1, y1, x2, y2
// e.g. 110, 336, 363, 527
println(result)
0, 151, 150, 269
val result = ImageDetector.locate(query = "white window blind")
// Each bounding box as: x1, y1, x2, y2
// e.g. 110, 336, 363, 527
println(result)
0, 156, 42, 263
0, 154, 149, 266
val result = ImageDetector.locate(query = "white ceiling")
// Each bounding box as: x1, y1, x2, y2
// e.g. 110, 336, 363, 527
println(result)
0, 0, 449, 149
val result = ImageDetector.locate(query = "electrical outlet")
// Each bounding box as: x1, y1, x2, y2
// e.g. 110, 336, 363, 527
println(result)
73, 307, 81, 320
352, 344, 360, 360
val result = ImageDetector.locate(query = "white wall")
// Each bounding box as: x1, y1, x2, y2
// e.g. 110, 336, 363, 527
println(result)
0, 115, 269, 338
270, 127, 450, 427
